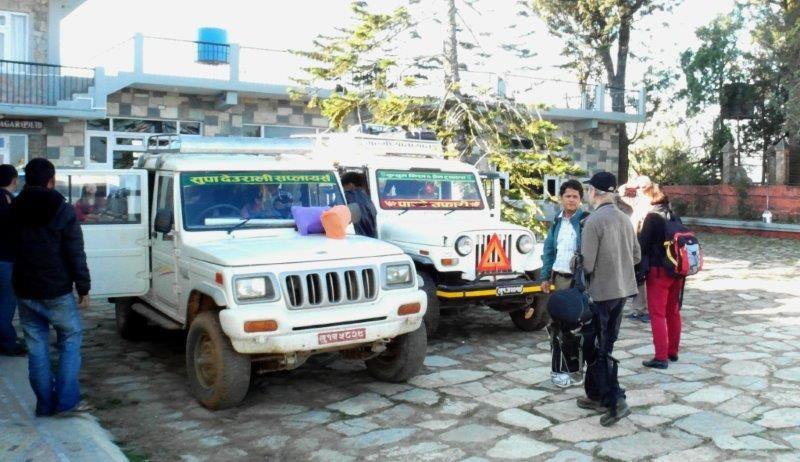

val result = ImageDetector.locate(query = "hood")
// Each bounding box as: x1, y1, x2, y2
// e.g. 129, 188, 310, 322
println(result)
380, 215, 526, 246
11, 187, 67, 226
186, 233, 404, 266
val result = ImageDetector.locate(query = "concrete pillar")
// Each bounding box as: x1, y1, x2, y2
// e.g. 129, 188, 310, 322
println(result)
722, 141, 736, 184
775, 139, 789, 185
594, 84, 605, 112
637, 87, 646, 116
134, 33, 144, 74
229, 43, 240, 83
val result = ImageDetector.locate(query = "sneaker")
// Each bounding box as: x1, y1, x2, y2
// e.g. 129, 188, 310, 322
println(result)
642, 358, 668, 369
624, 312, 640, 320
569, 372, 585, 387
669, 354, 679, 362
638, 313, 650, 323
600, 399, 631, 427
576, 396, 607, 412
551, 372, 573, 388
55, 401, 95, 418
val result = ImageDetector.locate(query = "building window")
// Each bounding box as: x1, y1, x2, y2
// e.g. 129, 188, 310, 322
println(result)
0, 11, 29, 61
93, 118, 204, 135
242, 124, 319, 138
0, 134, 28, 167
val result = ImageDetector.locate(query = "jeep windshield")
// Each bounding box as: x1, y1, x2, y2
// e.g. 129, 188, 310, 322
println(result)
376, 170, 484, 210
180, 171, 344, 231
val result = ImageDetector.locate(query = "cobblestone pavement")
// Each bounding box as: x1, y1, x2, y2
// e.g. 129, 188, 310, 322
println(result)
79, 233, 800, 461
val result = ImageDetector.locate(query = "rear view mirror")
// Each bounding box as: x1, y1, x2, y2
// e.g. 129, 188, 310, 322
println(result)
154, 208, 173, 234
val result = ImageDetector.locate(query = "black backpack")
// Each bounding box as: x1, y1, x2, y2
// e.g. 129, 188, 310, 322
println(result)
547, 254, 593, 330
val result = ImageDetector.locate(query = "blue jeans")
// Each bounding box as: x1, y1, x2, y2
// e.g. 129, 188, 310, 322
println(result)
18, 293, 83, 416
0, 261, 20, 350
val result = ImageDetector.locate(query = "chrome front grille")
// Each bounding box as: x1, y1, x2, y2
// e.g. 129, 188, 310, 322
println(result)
474, 233, 514, 273
283, 267, 378, 309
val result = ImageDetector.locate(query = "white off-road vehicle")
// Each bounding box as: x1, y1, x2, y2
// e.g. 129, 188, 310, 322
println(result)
301, 127, 549, 335
72, 135, 427, 409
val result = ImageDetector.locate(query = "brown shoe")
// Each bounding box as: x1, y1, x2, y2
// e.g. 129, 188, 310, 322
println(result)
56, 401, 95, 418
600, 399, 631, 427
576, 396, 607, 412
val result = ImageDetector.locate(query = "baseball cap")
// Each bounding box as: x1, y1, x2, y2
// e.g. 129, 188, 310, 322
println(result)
583, 171, 617, 193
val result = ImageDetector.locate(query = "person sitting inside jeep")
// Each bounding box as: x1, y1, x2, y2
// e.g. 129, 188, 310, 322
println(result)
74, 183, 107, 223
240, 184, 293, 219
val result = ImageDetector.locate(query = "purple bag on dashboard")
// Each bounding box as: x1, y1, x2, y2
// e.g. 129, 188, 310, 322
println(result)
291, 206, 329, 235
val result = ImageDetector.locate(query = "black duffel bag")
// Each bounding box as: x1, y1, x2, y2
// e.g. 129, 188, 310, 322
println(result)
547, 254, 593, 330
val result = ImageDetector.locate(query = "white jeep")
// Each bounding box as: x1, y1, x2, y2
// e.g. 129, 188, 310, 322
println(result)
301, 127, 550, 335
74, 135, 427, 409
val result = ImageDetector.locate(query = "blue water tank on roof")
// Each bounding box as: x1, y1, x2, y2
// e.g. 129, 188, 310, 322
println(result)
197, 27, 229, 65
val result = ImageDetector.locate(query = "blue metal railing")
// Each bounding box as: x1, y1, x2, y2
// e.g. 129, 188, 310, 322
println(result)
0, 59, 94, 106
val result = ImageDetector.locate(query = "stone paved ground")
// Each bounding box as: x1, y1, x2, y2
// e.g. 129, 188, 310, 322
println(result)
78, 233, 800, 461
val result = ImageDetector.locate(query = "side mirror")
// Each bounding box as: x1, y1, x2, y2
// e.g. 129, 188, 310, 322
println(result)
154, 208, 173, 234
416, 272, 424, 289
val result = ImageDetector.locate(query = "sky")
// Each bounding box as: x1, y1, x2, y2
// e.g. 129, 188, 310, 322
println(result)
58, 0, 744, 149
61, 0, 740, 83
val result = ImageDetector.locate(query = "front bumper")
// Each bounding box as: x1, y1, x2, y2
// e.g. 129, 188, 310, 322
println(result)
219, 289, 426, 354
435, 278, 552, 301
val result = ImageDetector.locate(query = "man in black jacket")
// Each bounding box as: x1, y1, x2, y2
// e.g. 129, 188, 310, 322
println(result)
11, 158, 91, 417
0, 164, 25, 356
341, 172, 378, 238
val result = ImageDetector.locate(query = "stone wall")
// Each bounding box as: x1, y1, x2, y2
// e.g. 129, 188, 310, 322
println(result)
554, 120, 619, 176
664, 185, 800, 223
106, 89, 329, 137
41, 90, 331, 168
45, 118, 84, 167
0, 0, 48, 62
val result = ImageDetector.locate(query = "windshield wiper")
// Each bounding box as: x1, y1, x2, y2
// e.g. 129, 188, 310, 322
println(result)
227, 217, 252, 235
443, 208, 458, 216
398, 208, 411, 215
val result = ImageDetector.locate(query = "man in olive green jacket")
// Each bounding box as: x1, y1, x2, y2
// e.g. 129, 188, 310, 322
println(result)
576, 171, 641, 427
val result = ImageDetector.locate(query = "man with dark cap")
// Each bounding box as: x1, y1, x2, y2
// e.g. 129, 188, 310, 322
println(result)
576, 171, 640, 426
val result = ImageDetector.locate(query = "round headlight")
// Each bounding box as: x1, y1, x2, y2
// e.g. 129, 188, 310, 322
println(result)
455, 236, 473, 256
517, 234, 534, 254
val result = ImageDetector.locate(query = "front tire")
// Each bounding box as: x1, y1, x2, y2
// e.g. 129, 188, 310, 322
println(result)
365, 325, 427, 382
419, 272, 440, 337
509, 295, 549, 331
115, 298, 147, 341
186, 311, 251, 410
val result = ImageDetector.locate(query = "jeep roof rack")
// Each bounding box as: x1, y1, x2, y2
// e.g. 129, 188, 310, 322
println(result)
297, 130, 445, 160
146, 134, 315, 155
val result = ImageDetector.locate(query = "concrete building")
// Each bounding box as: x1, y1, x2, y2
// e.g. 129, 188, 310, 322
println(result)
0, 0, 646, 176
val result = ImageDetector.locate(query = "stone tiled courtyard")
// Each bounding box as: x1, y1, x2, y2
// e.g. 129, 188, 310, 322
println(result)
79, 233, 800, 461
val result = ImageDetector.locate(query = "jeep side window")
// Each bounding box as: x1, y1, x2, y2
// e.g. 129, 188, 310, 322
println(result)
156, 175, 174, 230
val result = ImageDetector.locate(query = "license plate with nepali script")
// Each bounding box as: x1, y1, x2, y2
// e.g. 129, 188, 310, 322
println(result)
318, 328, 367, 345
496, 285, 524, 296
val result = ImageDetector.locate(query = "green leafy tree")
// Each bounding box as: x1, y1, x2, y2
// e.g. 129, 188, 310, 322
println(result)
678, 12, 747, 180
293, 1, 584, 235
630, 136, 713, 185
744, 0, 799, 150
530, 0, 677, 184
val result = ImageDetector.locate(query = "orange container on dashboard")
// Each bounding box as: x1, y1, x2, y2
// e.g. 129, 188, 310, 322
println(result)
320, 205, 351, 239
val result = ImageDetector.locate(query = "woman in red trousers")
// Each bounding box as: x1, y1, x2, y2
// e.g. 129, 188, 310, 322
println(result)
638, 184, 683, 369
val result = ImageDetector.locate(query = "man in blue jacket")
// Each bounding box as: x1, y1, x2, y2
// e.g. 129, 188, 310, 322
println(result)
11, 158, 91, 417
538, 179, 590, 388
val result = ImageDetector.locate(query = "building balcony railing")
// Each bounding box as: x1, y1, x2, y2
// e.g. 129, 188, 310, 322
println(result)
0, 59, 95, 106
85, 33, 645, 122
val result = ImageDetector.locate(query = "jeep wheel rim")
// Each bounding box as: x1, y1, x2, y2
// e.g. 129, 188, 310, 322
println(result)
194, 332, 218, 388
